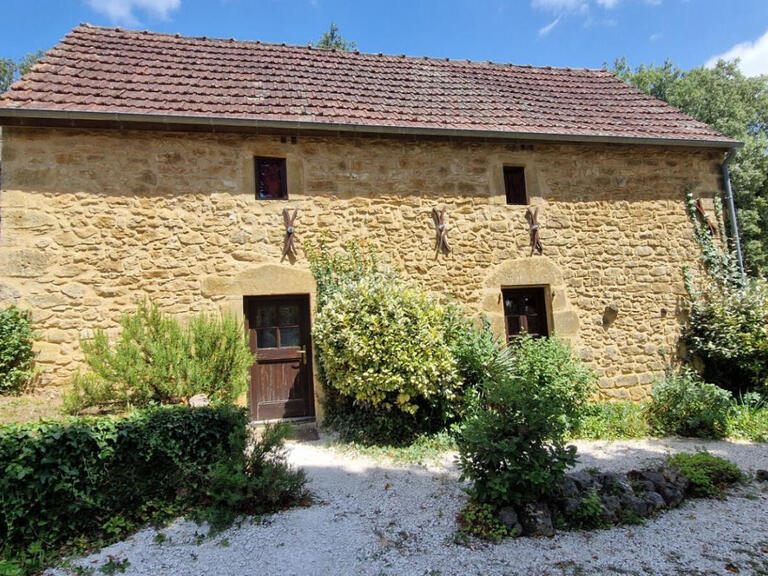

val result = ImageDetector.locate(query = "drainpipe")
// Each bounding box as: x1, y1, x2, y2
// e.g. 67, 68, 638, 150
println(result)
722, 148, 745, 278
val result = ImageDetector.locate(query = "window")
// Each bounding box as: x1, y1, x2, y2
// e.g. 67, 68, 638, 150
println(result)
502, 287, 549, 342
255, 157, 287, 200
504, 166, 527, 205
253, 303, 301, 348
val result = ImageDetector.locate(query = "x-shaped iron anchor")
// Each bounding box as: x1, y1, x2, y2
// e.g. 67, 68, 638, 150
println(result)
432, 207, 451, 254
695, 198, 718, 237
526, 207, 543, 255
282, 208, 298, 260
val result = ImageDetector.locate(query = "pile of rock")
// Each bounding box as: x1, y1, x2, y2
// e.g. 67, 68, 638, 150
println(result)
497, 464, 693, 537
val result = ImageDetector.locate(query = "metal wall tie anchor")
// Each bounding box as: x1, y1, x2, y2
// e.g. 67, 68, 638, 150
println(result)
526, 206, 543, 255
282, 207, 298, 260
432, 207, 451, 254
695, 198, 718, 237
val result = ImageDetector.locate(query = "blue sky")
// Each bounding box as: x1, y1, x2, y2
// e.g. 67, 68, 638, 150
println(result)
3, 0, 768, 75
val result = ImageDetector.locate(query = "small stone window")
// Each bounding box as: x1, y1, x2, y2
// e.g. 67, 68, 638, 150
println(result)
502, 287, 549, 341
504, 166, 527, 205
255, 157, 287, 200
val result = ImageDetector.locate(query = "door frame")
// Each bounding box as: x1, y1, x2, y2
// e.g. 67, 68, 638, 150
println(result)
243, 293, 316, 422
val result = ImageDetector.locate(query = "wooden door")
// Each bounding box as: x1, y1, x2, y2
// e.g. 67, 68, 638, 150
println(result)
245, 295, 315, 421
502, 287, 549, 342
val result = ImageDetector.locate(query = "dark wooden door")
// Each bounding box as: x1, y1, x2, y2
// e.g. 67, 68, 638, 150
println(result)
245, 295, 314, 421
502, 288, 549, 342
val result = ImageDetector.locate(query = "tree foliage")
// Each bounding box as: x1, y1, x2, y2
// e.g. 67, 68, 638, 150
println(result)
0, 51, 45, 93
612, 58, 768, 275
310, 22, 357, 51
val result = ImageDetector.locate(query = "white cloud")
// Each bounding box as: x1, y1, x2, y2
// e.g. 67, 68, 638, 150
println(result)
706, 29, 768, 77
539, 16, 562, 36
84, 0, 181, 25
531, 0, 587, 14
596, 0, 620, 8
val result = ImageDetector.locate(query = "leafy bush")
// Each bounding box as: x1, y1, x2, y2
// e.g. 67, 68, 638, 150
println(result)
309, 242, 494, 444
64, 301, 253, 413
456, 501, 512, 542
457, 337, 595, 508
0, 305, 37, 395
647, 368, 733, 439
0, 405, 306, 575
667, 451, 743, 498
313, 273, 461, 414
575, 401, 650, 440
684, 275, 768, 396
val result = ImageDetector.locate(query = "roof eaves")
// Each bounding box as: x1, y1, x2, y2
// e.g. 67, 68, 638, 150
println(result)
0, 107, 743, 149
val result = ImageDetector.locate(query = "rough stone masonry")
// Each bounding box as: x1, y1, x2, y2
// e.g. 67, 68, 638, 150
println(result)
0, 126, 723, 402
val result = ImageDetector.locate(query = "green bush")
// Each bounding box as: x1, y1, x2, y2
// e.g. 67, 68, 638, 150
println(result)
309, 242, 501, 445
0, 405, 306, 575
684, 275, 768, 396
64, 301, 253, 413
0, 305, 37, 395
313, 273, 461, 414
457, 336, 595, 508
667, 451, 743, 497
575, 401, 650, 440
647, 368, 733, 439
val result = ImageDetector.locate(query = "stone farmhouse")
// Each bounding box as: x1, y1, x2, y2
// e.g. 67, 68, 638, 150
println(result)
0, 25, 739, 420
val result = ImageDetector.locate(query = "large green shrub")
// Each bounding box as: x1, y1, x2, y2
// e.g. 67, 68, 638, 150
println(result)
64, 302, 253, 413
0, 305, 37, 395
313, 273, 461, 414
457, 337, 594, 508
0, 405, 306, 574
309, 242, 500, 445
647, 368, 733, 439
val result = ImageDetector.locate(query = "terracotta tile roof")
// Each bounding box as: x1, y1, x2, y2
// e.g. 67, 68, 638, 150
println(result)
0, 24, 738, 146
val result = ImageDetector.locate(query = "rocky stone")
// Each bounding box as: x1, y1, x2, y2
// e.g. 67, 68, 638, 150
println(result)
519, 502, 554, 537
497, 506, 523, 536
756, 470, 768, 482
188, 394, 210, 408
643, 491, 667, 512
599, 495, 621, 523
619, 493, 649, 518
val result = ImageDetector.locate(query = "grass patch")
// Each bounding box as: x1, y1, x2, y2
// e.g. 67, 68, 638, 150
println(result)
667, 451, 744, 498
727, 403, 768, 442
328, 430, 456, 464
0, 392, 65, 424
572, 401, 650, 440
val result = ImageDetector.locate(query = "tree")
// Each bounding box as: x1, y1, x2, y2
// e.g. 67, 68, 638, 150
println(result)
310, 22, 357, 51
0, 51, 45, 93
611, 58, 768, 276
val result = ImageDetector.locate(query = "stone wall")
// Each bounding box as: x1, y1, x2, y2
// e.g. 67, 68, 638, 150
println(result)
0, 126, 724, 401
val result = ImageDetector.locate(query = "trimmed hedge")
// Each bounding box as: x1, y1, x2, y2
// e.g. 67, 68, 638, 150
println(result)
1, 405, 245, 562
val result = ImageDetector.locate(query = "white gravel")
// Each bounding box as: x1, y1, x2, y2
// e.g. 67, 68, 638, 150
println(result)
48, 437, 768, 576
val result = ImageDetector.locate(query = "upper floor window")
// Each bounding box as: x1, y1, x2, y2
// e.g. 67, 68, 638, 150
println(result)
255, 157, 287, 200
504, 166, 527, 205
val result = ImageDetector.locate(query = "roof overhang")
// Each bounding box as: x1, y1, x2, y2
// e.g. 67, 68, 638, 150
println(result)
0, 107, 743, 150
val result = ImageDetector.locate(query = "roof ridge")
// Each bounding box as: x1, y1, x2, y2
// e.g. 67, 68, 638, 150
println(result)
73, 23, 606, 73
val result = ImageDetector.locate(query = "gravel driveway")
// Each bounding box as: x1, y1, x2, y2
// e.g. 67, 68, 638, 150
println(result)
50, 436, 768, 576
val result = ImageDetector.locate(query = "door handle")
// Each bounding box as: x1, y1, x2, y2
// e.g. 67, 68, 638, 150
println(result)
299, 346, 307, 365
